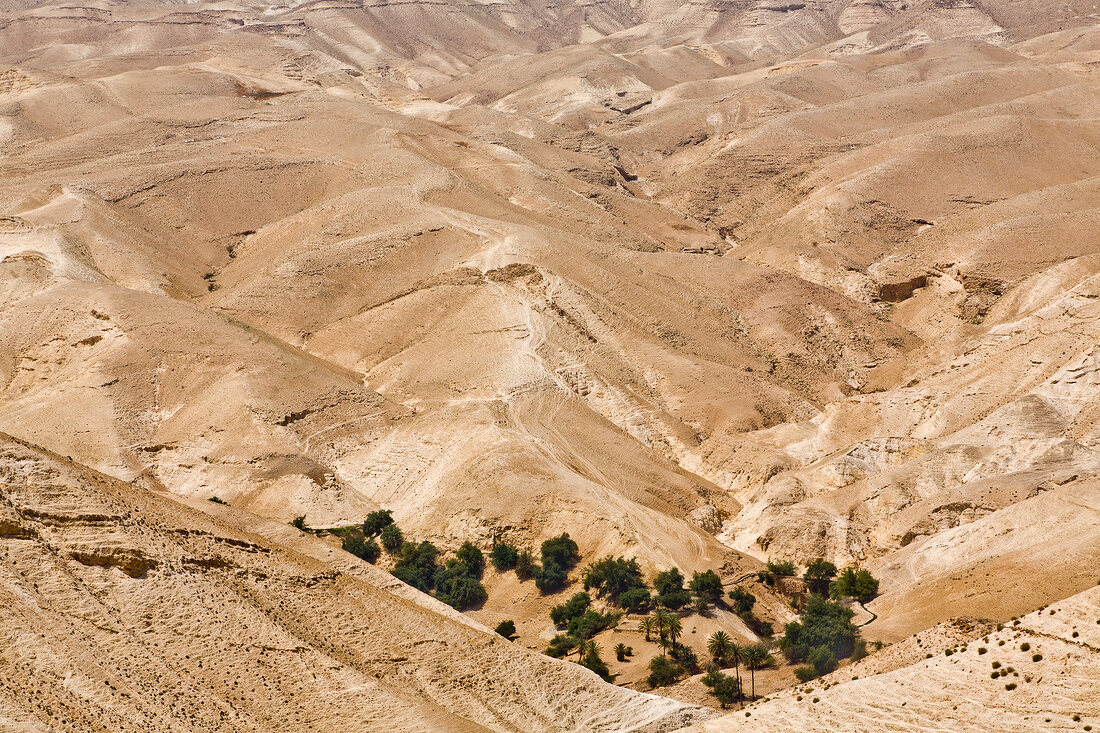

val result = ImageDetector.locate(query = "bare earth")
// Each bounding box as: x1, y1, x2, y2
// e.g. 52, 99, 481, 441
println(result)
1, 0, 1098, 730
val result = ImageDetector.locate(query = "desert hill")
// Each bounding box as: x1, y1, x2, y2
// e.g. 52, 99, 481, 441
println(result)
1, 0, 1099, 728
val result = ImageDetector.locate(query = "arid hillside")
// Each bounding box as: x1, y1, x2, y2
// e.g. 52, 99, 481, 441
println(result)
1, 0, 1099, 729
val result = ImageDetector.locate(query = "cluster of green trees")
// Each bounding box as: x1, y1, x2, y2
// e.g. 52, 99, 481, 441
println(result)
490, 533, 581, 593
770, 556, 879, 682
700, 631, 772, 704
727, 587, 774, 638
335, 510, 489, 612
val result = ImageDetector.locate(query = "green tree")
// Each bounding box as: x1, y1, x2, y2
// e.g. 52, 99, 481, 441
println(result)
702, 668, 741, 709
434, 562, 487, 610
830, 566, 879, 603
690, 570, 724, 611
391, 540, 439, 592
742, 645, 768, 700
490, 542, 519, 571
515, 549, 538, 580
582, 556, 647, 603
362, 509, 394, 537
780, 594, 857, 663
766, 559, 796, 577
536, 533, 581, 593
342, 533, 381, 563
495, 620, 517, 640
580, 641, 611, 681
567, 610, 617, 641
454, 541, 485, 578
619, 587, 652, 614
803, 558, 838, 596
707, 630, 736, 667
550, 592, 591, 626
654, 568, 691, 610
728, 587, 756, 616
545, 634, 578, 658
380, 523, 404, 553
647, 654, 683, 688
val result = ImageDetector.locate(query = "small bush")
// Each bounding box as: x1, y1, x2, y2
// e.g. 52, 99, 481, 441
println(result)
495, 620, 517, 640
794, 665, 818, 682
490, 542, 519, 571
978, 648, 987, 655
1032, 653, 1043, 662
767, 559, 797, 577
208, 496, 228, 505
992, 661, 1001, 668
1005, 682, 1017, 690
545, 634, 577, 658
515, 550, 538, 580
290, 515, 307, 530
568, 610, 617, 640
1020, 643, 1030, 651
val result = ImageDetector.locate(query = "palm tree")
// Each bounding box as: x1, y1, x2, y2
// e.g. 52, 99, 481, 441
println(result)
707, 631, 734, 667
728, 642, 745, 705
582, 640, 600, 661
652, 610, 674, 648
639, 616, 655, 642
742, 645, 767, 700
614, 642, 629, 661
665, 614, 683, 650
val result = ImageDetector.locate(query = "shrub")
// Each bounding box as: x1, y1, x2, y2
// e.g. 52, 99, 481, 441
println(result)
647, 654, 683, 688
454, 541, 485, 578
391, 540, 439, 592
567, 610, 618, 640
669, 642, 700, 673
829, 567, 879, 603
495, 620, 517, 640
794, 665, 819, 682
545, 634, 577, 658
690, 570, 724, 611
729, 587, 756, 616
851, 638, 869, 662
654, 568, 691, 610
208, 496, 228, 505
803, 559, 838, 596
614, 643, 632, 661
551, 592, 591, 626
978, 647, 987, 655
434, 563, 488, 610
342, 533, 381, 563
702, 669, 741, 708
362, 509, 394, 537
490, 542, 519, 571
1020, 643, 1031, 651
290, 515, 308, 530
380, 524, 404, 553
780, 595, 857, 664
515, 550, 538, 580
619, 587, 652, 614
582, 556, 647, 603
536, 533, 580, 593
767, 559, 797, 577
1005, 682, 1017, 690
1032, 654, 1043, 662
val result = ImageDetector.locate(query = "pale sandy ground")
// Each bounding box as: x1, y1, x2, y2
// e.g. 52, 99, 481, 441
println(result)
1, 0, 1099, 729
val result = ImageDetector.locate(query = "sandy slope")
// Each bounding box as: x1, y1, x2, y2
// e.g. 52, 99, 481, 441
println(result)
0, 0, 1099, 725
0, 433, 709, 732
679, 584, 1100, 732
